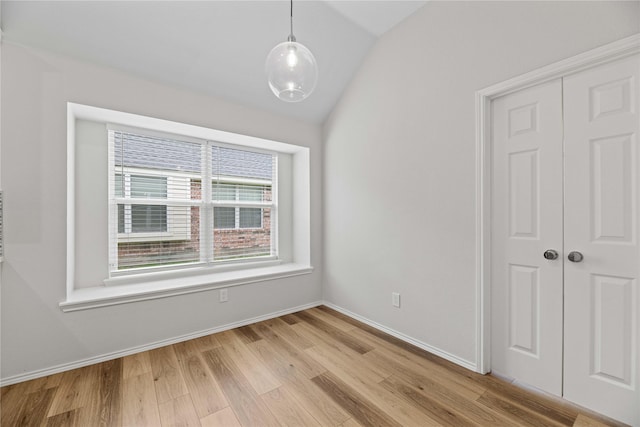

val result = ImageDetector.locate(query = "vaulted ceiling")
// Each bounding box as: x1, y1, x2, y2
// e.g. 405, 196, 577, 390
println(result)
1, 1, 426, 124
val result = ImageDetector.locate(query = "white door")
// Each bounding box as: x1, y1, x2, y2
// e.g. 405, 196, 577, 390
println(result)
491, 54, 640, 426
563, 54, 640, 425
491, 79, 564, 395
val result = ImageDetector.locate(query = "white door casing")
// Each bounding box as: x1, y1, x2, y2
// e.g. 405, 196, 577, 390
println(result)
490, 79, 564, 396
563, 54, 640, 424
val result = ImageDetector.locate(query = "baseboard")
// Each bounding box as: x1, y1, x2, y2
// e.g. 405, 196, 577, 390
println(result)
322, 301, 478, 372
1, 299, 478, 386
0, 300, 322, 387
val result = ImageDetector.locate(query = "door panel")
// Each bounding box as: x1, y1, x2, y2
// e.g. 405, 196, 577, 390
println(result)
491, 79, 564, 395
590, 134, 634, 243
509, 264, 539, 355
563, 54, 640, 426
509, 150, 539, 238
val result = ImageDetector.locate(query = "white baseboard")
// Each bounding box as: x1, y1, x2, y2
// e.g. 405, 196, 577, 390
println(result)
2, 299, 479, 386
0, 300, 322, 387
322, 301, 478, 372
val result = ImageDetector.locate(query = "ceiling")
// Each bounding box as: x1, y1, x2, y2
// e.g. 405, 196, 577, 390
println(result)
1, 1, 426, 124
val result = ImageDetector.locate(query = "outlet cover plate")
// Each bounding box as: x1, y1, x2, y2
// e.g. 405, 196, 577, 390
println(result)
392, 292, 400, 308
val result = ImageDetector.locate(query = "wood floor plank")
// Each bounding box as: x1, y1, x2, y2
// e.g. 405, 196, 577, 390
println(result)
122, 351, 152, 379
200, 406, 242, 427
264, 317, 314, 349
149, 345, 189, 404
13, 387, 56, 426
307, 307, 356, 332
380, 375, 478, 427
351, 326, 486, 399
47, 364, 97, 417
483, 379, 579, 426
252, 321, 327, 379
1, 383, 12, 398
573, 413, 624, 427
158, 394, 200, 427
46, 409, 80, 427
295, 311, 374, 354
1, 383, 30, 426
23, 372, 64, 394
76, 358, 123, 427
477, 390, 566, 427
367, 349, 515, 426
280, 313, 302, 325
173, 340, 228, 418
344, 317, 582, 425
245, 339, 350, 426
305, 343, 387, 386
233, 325, 262, 344
216, 330, 282, 395
339, 418, 364, 427
201, 347, 280, 427
121, 371, 161, 427
293, 320, 394, 378
315, 306, 365, 326
191, 333, 222, 352
305, 345, 440, 426
245, 338, 299, 382
261, 386, 323, 427
311, 371, 403, 427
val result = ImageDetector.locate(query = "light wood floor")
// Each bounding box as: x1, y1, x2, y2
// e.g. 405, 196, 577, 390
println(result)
0, 306, 626, 426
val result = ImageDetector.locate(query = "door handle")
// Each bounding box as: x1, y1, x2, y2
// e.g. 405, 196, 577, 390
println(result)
568, 251, 583, 263
543, 249, 559, 260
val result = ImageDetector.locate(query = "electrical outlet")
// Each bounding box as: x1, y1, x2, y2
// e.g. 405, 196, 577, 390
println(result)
392, 292, 400, 308
219, 288, 228, 303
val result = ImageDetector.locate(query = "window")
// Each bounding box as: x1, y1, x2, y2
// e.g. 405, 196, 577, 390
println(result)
109, 129, 277, 273
116, 175, 168, 233
213, 184, 268, 230
65, 103, 311, 311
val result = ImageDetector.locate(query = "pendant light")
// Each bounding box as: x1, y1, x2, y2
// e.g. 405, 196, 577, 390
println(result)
265, 0, 318, 102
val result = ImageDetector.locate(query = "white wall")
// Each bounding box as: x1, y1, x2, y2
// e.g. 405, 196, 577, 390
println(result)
323, 1, 640, 366
0, 42, 323, 381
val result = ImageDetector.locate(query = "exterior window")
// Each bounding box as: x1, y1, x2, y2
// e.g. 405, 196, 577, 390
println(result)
213, 184, 267, 230
116, 175, 168, 233
109, 130, 276, 272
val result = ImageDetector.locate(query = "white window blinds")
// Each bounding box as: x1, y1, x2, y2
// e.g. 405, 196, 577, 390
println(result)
108, 129, 277, 274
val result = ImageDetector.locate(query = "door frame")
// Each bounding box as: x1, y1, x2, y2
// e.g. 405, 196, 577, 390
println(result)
474, 34, 640, 374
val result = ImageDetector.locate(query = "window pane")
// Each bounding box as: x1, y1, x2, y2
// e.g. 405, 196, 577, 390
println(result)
214, 208, 271, 261
115, 174, 124, 197
131, 205, 167, 232
238, 185, 267, 202
131, 175, 167, 199
212, 183, 236, 201
214, 207, 235, 229
117, 204, 125, 233
114, 132, 201, 173
239, 208, 262, 228
212, 146, 272, 180
118, 206, 201, 270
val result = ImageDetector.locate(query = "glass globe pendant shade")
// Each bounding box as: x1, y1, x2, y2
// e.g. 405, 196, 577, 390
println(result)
265, 40, 318, 102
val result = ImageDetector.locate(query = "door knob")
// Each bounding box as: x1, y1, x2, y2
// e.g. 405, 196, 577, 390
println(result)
543, 249, 559, 260
568, 251, 583, 263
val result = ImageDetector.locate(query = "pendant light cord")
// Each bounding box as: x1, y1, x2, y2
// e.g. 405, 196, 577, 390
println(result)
290, 0, 294, 39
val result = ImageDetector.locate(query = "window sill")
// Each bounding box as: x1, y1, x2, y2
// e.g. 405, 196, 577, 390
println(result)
60, 263, 313, 312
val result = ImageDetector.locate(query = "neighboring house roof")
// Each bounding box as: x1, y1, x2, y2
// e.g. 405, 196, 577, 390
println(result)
112, 131, 273, 180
